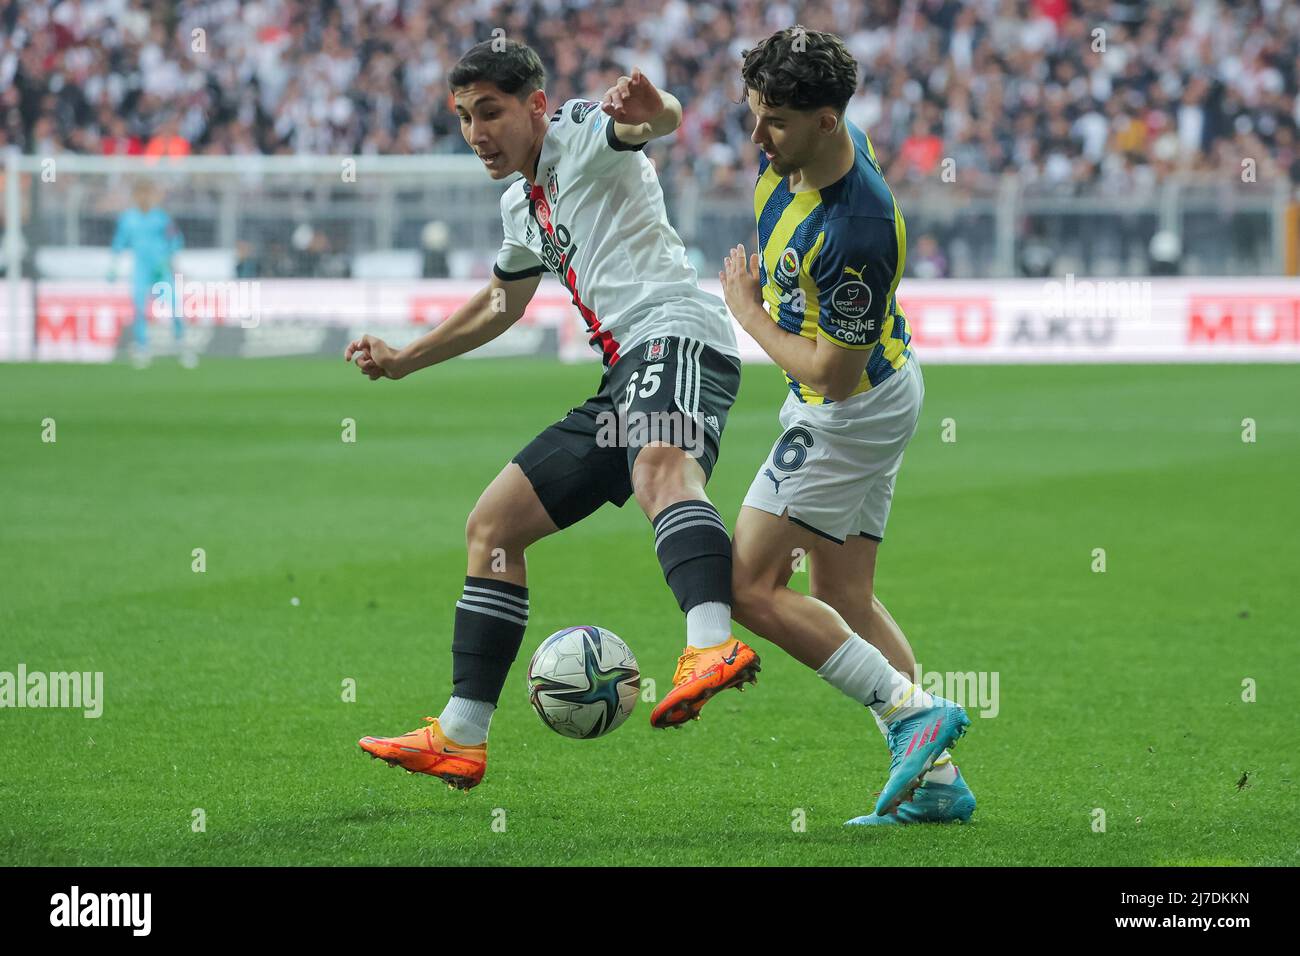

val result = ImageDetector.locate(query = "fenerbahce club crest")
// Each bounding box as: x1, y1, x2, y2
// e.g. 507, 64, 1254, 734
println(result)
777, 246, 800, 281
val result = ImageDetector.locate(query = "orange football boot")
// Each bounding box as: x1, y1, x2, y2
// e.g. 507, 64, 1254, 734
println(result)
650, 638, 760, 728
358, 717, 486, 790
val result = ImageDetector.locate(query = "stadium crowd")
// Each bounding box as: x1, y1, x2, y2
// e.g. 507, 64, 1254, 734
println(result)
2, 0, 1296, 279
4, 0, 1298, 193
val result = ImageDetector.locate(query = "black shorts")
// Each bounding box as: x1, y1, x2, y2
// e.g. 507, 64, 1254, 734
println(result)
513, 336, 741, 529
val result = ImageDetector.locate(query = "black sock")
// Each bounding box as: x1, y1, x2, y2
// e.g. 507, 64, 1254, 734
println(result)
451, 576, 529, 704
651, 500, 732, 612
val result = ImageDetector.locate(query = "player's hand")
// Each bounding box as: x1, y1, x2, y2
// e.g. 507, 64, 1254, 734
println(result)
344, 334, 406, 381
600, 68, 663, 125
719, 244, 765, 328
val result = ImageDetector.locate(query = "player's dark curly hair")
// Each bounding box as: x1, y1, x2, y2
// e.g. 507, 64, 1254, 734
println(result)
449, 39, 546, 98
740, 26, 858, 113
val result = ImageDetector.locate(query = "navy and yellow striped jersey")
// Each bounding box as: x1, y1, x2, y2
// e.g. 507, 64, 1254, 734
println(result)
753, 121, 910, 404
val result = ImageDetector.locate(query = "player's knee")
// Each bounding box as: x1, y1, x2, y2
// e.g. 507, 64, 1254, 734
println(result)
465, 502, 519, 557
631, 444, 697, 514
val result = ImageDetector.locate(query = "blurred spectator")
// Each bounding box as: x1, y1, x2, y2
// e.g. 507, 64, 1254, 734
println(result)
144, 115, 192, 160
421, 220, 451, 278
1018, 220, 1058, 277
1148, 230, 1183, 276
892, 118, 946, 183
909, 234, 949, 279
100, 116, 143, 156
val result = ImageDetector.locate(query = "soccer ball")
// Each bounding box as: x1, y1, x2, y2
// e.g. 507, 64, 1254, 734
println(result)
527, 626, 640, 739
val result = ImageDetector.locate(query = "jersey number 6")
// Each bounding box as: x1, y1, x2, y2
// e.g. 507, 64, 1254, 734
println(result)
773, 426, 814, 472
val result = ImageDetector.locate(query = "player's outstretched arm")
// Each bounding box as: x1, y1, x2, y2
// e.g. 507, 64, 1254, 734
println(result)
719, 244, 871, 402
600, 68, 682, 145
344, 271, 541, 381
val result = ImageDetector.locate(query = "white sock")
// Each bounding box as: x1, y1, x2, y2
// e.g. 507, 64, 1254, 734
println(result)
438, 696, 494, 746
686, 602, 731, 649
816, 634, 934, 724
924, 753, 958, 785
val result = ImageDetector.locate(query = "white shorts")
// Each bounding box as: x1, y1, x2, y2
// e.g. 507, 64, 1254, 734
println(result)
742, 358, 924, 543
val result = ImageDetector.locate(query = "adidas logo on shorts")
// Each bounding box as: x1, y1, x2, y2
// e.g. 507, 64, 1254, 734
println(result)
705, 415, 720, 433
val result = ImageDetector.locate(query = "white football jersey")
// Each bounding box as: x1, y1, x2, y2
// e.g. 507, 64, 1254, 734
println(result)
494, 98, 739, 366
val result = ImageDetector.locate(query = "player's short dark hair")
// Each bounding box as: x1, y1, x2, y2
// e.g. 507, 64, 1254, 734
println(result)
740, 26, 858, 113
449, 39, 546, 98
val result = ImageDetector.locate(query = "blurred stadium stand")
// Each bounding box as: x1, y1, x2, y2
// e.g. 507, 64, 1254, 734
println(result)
2, 0, 1298, 277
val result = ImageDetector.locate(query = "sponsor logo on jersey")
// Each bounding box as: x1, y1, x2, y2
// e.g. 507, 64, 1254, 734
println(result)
830, 265, 873, 320
824, 266, 879, 344
643, 337, 670, 362
539, 221, 575, 277
827, 316, 879, 344
547, 166, 559, 204
763, 468, 790, 492
770, 286, 800, 307
528, 182, 577, 281
778, 247, 800, 280
529, 188, 579, 287
570, 100, 600, 124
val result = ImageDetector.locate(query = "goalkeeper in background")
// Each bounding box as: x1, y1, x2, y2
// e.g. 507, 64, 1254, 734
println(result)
109, 179, 196, 369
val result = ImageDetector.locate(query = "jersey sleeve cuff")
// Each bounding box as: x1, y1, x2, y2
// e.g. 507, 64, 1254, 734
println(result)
606, 120, 647, 152
817, 325, 875, 350
493, 262, 545, 281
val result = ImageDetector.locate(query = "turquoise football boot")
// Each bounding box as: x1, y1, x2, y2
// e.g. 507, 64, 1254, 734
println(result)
874, 696, 971, 816
846, 765, 976, 825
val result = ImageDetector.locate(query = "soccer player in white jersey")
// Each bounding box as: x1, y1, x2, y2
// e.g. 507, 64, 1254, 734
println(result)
718, 28, 975, 824
344, 40, 760, 789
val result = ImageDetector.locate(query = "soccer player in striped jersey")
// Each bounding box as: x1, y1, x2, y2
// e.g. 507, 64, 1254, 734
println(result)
345, 40, 759, 789
717, 28, 975, 824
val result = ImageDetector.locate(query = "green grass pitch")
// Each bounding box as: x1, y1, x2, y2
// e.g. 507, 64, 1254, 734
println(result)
1, 357, 1296, 866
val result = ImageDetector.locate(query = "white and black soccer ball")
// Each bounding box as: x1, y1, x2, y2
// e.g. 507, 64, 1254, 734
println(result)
527, 626, 640, 739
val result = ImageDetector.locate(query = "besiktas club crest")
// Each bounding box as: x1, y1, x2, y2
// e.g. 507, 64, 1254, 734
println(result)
643, 337, 670, 361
